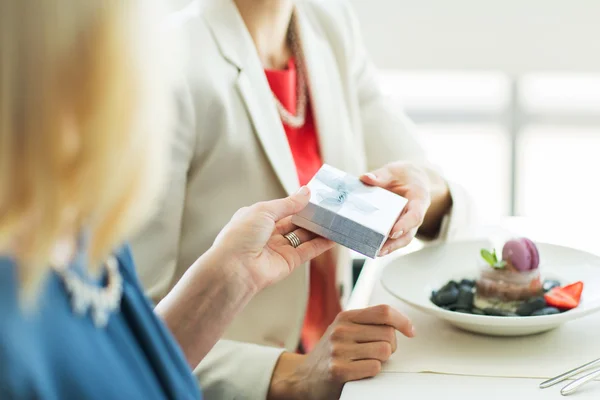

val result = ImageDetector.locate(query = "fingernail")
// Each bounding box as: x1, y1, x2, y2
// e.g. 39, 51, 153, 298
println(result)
410, 326, 416, 337
391, 230, 403, 240
379, 249, 389, 257
364, 172, 377, 180
296, 186, 309, 196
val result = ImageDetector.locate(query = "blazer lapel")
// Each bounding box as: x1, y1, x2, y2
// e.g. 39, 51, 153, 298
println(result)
202, 0, 300, 195
295, 5, 354, 173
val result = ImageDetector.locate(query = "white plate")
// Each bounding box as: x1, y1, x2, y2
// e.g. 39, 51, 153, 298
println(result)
381, 240, 600, 336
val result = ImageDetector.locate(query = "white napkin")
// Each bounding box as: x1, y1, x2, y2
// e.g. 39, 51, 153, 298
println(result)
371, 281, 600, 379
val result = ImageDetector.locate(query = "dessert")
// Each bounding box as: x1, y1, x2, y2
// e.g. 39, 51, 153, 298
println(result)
474, 238, 543, 311
430, 238, 584, 317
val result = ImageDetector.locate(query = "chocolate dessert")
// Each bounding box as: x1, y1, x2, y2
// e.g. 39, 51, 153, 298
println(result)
431, 238, 584, 317
474, 238, 543, 311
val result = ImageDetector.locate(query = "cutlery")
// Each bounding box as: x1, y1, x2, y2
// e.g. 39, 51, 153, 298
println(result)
561, 368, 600, 396
539, 358, 600, 389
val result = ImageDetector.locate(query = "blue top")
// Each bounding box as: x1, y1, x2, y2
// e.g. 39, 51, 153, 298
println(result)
0, 245, 202, 400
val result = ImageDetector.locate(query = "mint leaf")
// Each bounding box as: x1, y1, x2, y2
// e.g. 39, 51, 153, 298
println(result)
493, 260, 507, 269
481, 249, 496, 266
491, 249, 499, 263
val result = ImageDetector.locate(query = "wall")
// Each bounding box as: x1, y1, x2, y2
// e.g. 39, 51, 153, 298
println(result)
349, 0, 600, 73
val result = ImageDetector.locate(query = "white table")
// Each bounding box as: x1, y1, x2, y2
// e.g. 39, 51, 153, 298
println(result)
341, 218, 600, 399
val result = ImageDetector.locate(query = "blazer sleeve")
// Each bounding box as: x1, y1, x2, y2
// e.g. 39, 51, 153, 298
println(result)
131, 78, 289, 399
129, 83, 196, 300
338, 1, 476, 239
194, 340, 285, 400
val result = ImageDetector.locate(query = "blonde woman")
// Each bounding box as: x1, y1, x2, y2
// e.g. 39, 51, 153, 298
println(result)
0, 1, 343, 398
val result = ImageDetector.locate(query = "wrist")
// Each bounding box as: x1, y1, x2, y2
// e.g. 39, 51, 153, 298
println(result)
432, 179, 452, 211
268, 352, 307, 400
194, 246, 260, 298
420, 171, 453, 238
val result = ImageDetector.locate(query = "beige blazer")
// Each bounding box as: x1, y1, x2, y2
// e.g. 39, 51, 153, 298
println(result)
130, 0, 473, 398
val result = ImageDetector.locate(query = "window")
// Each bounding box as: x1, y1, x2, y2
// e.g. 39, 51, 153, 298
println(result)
421, 124, 510, 219
379, 71, 510, 218
379, 71, 600, 221
518, 126, 600, 221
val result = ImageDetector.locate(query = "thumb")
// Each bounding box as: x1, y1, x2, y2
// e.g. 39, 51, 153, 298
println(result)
360, 168, 394, 187
257, 186, 311, 222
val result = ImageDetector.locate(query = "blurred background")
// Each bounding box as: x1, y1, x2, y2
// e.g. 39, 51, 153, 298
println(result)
350, 0, 600, 224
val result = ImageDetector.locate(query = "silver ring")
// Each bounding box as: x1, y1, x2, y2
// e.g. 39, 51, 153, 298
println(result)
284, 232, 302, 248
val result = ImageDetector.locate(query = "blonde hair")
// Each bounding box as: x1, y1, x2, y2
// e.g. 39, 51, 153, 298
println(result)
0, 0, 176, 297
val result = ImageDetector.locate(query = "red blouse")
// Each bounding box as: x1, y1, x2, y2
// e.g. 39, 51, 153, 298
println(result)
265, 59, 341, 352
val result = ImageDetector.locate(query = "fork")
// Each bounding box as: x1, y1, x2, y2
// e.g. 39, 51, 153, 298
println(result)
560, 368, 600, 396
539, 358, 600, 389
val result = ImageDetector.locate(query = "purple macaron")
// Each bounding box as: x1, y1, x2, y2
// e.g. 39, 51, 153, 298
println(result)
502, 238, 540, 271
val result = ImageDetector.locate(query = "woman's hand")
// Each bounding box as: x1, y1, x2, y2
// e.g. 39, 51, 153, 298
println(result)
211, 186, 335, 291
157, 187, 333, 367
360, 161, 451, 255
269, 305, 414, 400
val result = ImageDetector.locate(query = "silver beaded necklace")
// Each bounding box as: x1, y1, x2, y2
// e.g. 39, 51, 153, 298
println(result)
271, 11, 307, 129
54, 253, 123, 328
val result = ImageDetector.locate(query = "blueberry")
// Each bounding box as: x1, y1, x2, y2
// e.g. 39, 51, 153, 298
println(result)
543, 280, 561, 292
483, 308, 518, 317
459, 284, 474, 292
531, 307, 560, 316
433, 286, 459, 306
516, 297, 547, 316
440, 281, 459, 292
455, 287, 475, 310
460, 279, 476, 288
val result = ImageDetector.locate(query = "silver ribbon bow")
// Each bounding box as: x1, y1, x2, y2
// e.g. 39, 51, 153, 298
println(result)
315, 169, 379, 214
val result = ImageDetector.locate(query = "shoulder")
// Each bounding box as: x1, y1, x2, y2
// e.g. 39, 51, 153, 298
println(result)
299, 0, 356, 21
163, 0, 230, 70
162, 0, 239, 114
298, 0, 361, 43
162, 0, 202, 30
162, 0, 208, 38
297, 0, 365, 68
160, 0, 230, 95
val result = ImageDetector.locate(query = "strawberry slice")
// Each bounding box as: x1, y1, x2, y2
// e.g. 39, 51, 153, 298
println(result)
561, 281, 584, 303
544, 290, 577, 309
544, 281, 584, 310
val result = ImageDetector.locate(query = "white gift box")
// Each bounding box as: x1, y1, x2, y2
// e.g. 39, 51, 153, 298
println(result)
291, 164, 408, 258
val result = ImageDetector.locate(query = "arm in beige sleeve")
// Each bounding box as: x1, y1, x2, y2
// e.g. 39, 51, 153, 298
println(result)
130, 82, 299, 398
194, 340, 287, 400
127, 83, 257, 363
129, 83, 196, 300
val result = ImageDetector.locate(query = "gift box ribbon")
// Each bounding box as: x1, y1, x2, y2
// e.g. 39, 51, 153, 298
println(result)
315, 169, 379, 214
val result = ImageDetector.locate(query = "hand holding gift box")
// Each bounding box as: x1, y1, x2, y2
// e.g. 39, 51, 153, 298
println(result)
292, 164, 408, 258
